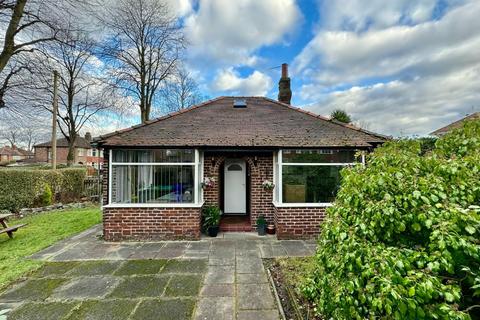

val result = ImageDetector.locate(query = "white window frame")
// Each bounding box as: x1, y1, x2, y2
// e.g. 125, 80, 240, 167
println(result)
105, 149, 203, 208
273, 149, 363, 207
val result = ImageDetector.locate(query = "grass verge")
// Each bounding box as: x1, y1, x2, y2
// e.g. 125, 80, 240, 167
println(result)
0, 206, 101, 289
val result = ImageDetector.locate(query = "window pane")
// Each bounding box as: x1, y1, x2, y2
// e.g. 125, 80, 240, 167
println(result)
112, 165, 195, 204
282, 149, 355, 163
282, 165, 343, 203
112, 149, 194, 163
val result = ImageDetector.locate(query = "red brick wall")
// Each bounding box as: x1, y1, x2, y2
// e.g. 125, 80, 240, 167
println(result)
274, 206, 326, 239
203, 153, 275, 230
103, 207, 201, 241
34, 146, 89, 164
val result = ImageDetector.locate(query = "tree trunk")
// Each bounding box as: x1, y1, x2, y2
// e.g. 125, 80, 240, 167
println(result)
67, 133, 76, 166
0, 0, 28, 74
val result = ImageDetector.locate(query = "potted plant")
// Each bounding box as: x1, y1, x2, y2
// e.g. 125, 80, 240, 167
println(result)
201, 177, 215, 189
267, 224, 275, 235
202, 205, 221, 237
256, 215, 267, 236
262, 180, 275, 191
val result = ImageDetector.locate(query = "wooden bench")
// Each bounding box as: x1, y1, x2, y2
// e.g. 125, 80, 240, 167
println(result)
0, 224, 27, 238
0, 214, 27, 239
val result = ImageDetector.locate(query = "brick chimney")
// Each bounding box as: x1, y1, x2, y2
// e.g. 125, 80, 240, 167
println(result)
278, 63, 292, 104
85, 132, 92, 142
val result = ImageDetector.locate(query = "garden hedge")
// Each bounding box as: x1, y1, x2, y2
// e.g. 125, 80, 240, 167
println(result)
0, 167, 87, 212
304, 120, 480, 319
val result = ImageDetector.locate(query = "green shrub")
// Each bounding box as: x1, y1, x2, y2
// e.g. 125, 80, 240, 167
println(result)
0, 168, 87, 212
304, 120, 480, 320
202, 206, 221, 228
39, 184, 53, 206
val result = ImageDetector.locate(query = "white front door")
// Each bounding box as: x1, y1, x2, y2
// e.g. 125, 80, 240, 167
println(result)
224, 159, 247, 214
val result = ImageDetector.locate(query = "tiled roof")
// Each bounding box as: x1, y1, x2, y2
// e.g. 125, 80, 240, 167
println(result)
0, 146, 32, 156
430, 112, 480, 136
35, 136, 92, 149
97, 97, 388, 148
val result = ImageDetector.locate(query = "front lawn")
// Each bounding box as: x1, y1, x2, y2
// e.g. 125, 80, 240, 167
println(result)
0, 206, 101, 289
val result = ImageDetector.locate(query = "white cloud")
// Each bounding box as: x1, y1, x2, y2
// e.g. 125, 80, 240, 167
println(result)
212, 68, 272, 96
293, 1, 480, 136
164, 0, 193, 17
184, 0, 301, 65
304, 64, 480, 136
319, 0, 438, 32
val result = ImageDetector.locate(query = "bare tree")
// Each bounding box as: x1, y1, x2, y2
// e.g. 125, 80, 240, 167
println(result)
0, 128, 18, 147
98, 0, 185, 123
30, 28, 116, 165
0, 0, 95, 110
0, 0, 59, 109
160, 66, 203, 113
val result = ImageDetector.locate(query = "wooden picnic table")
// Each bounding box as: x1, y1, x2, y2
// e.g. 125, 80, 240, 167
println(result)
0, 213, 27, 239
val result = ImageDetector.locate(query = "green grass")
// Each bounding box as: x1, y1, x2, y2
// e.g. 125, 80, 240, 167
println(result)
0, 206, 101, 290
276, 257, 315, 293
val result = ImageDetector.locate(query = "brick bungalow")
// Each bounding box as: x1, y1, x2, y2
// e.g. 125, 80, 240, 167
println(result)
0, 145, 33, 163
95, 64, 387, 241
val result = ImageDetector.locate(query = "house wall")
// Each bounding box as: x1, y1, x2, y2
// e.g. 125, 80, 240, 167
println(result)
203, 153, 275, 231
101, 148, 326, 240
274, 206, 326, 239
103, 207, 201, 241
101, 152, 200, 240
34, 146, 89, 164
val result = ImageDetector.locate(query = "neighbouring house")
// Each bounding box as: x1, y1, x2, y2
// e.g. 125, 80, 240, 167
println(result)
0, 145, 33, 163
34, 132, 104, 169
430, 112, 480, 136
95, 64, 388, 241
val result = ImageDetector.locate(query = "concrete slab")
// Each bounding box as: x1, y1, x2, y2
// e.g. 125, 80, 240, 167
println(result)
108, 275, 169, 298
237, 284, 276, 310
6, 302, 79, 320
200, 284, 234, 297
114, 260, 166, 275
236, 257, 264, 274
236, 310, 280, 320
67, 261, 123, 276
131, 299, 195, 320
204, 266, 235, 284
208, 257, 235, 266
164, 275, 202, 297
162, 259, 207, 274
0, 278, 67, 302
49, 276, 119, 300
69, 299, 138, 320
236, 273, 268, 284
194, 297, 234, 320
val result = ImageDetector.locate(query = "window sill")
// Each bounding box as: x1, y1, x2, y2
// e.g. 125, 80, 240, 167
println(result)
103, 202, 204, 209
272, 202, 333, 208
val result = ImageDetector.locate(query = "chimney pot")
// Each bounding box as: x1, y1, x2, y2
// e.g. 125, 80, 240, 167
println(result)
281, 63, 288, 78
85, 132, 92, 142
278, 63, 292, 104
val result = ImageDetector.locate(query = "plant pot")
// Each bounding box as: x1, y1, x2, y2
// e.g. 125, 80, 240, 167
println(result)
266, 224, 275, 235
208, 225, 219, 237
257, 224, 266, 236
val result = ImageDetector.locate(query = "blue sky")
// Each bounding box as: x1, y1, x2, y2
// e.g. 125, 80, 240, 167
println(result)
164, 0, 479, 137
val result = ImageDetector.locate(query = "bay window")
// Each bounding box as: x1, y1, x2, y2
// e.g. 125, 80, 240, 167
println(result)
275, 149, 360, 205
109, 149, 200, 205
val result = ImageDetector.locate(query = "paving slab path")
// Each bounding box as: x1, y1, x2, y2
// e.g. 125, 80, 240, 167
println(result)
2, 225, 316, 320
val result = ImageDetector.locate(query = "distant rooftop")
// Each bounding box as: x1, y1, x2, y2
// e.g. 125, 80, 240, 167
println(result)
430, 112, 480, 136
